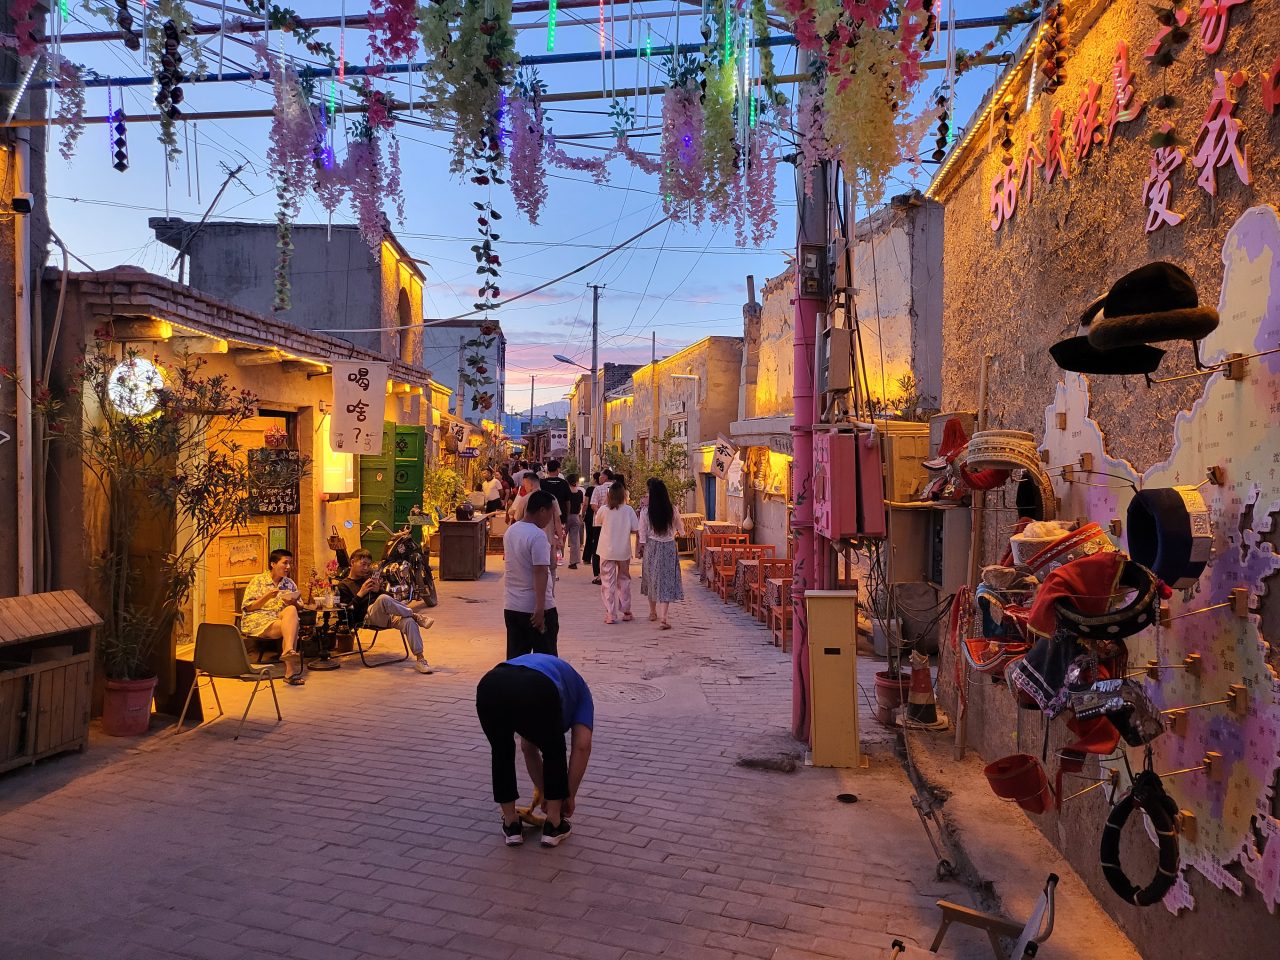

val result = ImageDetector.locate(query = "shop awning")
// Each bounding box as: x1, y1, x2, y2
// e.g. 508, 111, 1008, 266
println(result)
730, 415, 795, 455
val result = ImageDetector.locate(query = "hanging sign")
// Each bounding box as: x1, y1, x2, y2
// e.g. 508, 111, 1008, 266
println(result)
444, 420, 471, 453
247, 448, 303, 516
330, 360, 389, 455
711, 435, 738, 479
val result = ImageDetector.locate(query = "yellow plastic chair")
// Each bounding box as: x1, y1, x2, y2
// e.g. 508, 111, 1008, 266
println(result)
176, 623, 284, 740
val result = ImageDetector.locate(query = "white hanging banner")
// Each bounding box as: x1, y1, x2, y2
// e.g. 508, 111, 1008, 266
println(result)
330, 360, 389, 455
711, 434, 738, 479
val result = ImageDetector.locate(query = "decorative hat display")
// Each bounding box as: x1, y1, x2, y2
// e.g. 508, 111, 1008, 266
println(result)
983, 754, 1054, 815
1070, 678, 1165, 747
923, 416, 1009, 498
1022, 521, 1118, 578
1085, 262, 1219, 351
1010, 519, 1076, 567
1048, 335, 1166, 376
1007, 631, 1098, 716
1126, 486, 1213, 589
965, 431, 1058, 520
1054, 559, 1161, 642
1100, 768, 1181, 906
1027, 551, 1129, 638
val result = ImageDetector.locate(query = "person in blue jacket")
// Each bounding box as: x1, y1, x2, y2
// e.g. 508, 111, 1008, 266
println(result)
475, 653, 594, 848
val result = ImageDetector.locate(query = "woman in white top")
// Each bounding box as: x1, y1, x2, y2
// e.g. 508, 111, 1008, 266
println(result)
638, 478, 685, 629
594, 479, 639, 624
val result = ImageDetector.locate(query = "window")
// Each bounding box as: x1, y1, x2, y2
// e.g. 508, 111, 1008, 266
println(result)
671, 418, 688, 440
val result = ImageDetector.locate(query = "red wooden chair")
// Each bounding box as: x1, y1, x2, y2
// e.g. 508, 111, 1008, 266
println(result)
767, 577, 794, 651
715, 544, 775, 602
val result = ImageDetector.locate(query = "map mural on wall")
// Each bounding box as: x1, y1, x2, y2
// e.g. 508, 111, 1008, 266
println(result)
1040, 205, 1280, 914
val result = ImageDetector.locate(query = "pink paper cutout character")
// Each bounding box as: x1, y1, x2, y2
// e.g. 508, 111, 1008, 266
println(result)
1020, 133, 1046, 203
1142, 129, 1187, 233
1071, 81, 1104, 162
1105, 41, 1146, 145
1199, 0, 1249, 56
990, 161, 1018, 232
1044, 108, 1071, 184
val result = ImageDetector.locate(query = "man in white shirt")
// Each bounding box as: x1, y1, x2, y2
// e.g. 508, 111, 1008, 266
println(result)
481, 468, 504, 513
502, 490, 559, 658
586, 469, 614, 584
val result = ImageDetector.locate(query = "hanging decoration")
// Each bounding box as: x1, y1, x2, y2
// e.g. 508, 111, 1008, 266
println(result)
1070, 80, 1103, 162
267, 56, 324, 311
145, 2, 205, 161
112, 0, 141, 51
1145, 1, 1191, 111
1141, 123, 1185, 233
366, 0, 420, 62
795, 80, 835, 197
240, 1, 336, 60
995, 95, 1015, 164
1038, 2, 1068, 93
509, 70, 549, 224
468, 137, 505, 315
1191, 69, 1250, 196
8, 0, 43, 56
1198, 0, 1249, 56
749, 0, 785, 106
109, 106, 128, 173
1103, 41, 1145, 145
953, 0, 1042, 77
702, 54, 739, 223
781, 0, 935, 205
659, 81, 708, 224
49, 54, 86, 163
930, 95, 950, 162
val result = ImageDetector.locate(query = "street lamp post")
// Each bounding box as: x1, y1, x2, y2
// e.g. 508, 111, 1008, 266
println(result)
553, 284, 602, 471
553, 351, 595, 471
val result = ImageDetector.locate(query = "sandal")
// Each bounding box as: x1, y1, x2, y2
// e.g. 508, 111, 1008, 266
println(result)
282, 653, 305, 685
660, 622, 672, 631
622, 614, 634, 622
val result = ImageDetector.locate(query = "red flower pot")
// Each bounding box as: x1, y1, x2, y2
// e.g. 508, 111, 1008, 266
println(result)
101, 676, 157, 737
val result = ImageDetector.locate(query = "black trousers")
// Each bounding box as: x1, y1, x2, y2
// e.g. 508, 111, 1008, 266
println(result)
504, 607, 559, 660
476, 663, 569, 803
583, 517, 600, 565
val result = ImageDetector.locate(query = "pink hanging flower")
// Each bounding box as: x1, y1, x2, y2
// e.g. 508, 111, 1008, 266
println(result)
796, 83, 836, 196
346, 138, 387, 250
744, 121, 781, 247
314, 156, 347, 217
546, 130, 611, 184
51, 55, 86, 163
508, 95, 549, 224
387, 136, 406, 226
660, 85, 707, 222
367, 0, 420, 62
9, 0, 43, 57
611, 136, 663, 176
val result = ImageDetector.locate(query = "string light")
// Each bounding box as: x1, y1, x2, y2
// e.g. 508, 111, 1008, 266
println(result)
547, 0, 557, 51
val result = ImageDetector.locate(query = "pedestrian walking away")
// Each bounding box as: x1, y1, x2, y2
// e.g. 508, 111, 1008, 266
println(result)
475, 653, 594, 848
481, 467, 504, 514
583, 469, 611, 582
339, 550, 436, 674
639, 477, 685, 629
565, 475, 585, 569
595, 479, 639, 624
502, 490, 560, 658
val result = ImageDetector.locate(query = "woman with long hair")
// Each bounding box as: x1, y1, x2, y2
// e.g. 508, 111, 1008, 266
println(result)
638, 478, 684, 629
594, 479, 639, 624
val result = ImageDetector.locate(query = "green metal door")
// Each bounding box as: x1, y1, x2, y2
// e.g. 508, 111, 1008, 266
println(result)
394, 425, 426, 543
359, 422, 397, 556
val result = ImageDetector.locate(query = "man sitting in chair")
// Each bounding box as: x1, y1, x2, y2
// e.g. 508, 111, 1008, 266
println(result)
241, 548, 307, 686
338, 549, 436, 674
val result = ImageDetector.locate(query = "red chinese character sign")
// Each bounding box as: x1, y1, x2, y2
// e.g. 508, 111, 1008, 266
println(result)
1142, 124, 1187, 233
1020, 134, 1046, 203
1044, 108, 1071, 184
990, 161, 1018, 231
1198, 0, 1249, 55
1105, 42, 1146, 145
1071, 80, 1104, 161
1191, 70, 1250, 196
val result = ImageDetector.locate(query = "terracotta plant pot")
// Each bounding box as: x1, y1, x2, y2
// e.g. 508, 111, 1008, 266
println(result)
101, 676, 158, 737
873, 670, 912, 726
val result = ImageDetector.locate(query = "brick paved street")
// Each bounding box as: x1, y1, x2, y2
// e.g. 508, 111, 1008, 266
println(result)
1, 558, 1006, 960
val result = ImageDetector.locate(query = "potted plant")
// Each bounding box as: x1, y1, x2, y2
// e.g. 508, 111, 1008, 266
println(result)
422, 465, 467, 551
40, 341, 296, 735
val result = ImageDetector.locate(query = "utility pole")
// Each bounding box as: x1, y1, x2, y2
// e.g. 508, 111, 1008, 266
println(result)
589, 284, 602, 470
455, 335, 466, 418
528, 375, 536, 431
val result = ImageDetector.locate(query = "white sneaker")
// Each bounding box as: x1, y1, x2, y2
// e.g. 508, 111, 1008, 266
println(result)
413, 659, 434, 674
415, 614, 435, 629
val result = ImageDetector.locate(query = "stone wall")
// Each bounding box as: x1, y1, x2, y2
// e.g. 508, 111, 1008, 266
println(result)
932, 0, 1280, 953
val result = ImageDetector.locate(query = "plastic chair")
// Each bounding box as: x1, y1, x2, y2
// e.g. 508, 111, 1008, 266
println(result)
176, 623, 284, 740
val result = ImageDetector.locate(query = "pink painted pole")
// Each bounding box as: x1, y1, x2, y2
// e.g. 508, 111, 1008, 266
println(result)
790, 162, 828, 743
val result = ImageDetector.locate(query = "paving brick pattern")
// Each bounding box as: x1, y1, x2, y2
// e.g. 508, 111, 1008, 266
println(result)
0, 558, 990, 959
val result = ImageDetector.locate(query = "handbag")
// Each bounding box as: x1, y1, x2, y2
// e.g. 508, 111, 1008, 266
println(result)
327, 524, 346, 552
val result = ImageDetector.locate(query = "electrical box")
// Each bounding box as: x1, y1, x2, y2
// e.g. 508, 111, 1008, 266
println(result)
818, 327, 854, 395
798, 243, 827, 300
929, 507, 972, 595
813, 430, 859, 540
805, 589, 860, 768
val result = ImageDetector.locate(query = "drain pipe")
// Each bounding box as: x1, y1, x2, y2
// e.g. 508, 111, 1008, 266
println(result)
13, 125, 34, 595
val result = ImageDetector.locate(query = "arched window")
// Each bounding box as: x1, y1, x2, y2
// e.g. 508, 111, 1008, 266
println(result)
397, 288, 416, 364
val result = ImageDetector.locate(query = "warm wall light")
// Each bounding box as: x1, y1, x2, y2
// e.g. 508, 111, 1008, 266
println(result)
319, 415, 355, 495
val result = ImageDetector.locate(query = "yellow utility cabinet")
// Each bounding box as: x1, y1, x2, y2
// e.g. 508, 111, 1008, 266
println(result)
805, 589, 860, 768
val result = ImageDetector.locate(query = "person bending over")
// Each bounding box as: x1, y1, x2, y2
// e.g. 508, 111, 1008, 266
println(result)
475, 653, 593, 847
502, 490, 559, 658
241, 548, 307, 685
339, 549, 436, 674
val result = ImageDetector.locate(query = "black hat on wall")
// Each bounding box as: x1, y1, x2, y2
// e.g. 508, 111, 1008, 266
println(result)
1086, 262, 1219, 350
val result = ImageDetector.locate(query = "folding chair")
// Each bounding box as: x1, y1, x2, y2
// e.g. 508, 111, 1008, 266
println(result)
176, 623, 284, 740
354, 619, 411, 668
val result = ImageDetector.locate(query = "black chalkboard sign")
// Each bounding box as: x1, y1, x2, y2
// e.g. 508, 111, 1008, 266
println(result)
248, 448, 303, 516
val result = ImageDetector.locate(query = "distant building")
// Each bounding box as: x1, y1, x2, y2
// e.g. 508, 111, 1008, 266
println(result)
149, 218, 427, 367
566, 362, 641, 472
420, 318, 507, 426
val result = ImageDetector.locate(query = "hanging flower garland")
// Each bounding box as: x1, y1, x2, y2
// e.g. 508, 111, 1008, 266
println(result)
508, 93, 548, 224
367, 0, 420, 62
8, 0, 42, 56
345, 137, 387, 251
742, 113, 781, 247
954, 0, 1042, 77
750, 0, 786, 107
796, 81, 836, 197
468, 135, 505, 315
267, 56, 323, 310
702, 55, 739, 222
660, 83, 708, 223
48, 55, 87, 164
241, 1, 336, 60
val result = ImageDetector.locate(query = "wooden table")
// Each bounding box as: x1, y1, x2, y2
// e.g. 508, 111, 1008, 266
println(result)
701, 546, 724, 584
734, 558, 760, 605
765, 577, 791, 609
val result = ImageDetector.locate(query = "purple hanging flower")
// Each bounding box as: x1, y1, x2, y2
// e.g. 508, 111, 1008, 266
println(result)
508, 96, 549, 224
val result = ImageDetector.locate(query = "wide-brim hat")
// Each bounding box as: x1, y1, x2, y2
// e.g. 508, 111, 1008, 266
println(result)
1049, 336, 1166, 375
983, 754, 1053, 814
1085, 262, 1219, 350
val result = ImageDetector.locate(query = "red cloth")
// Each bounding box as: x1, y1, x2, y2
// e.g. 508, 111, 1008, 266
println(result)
1027, 551, 1126, 638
